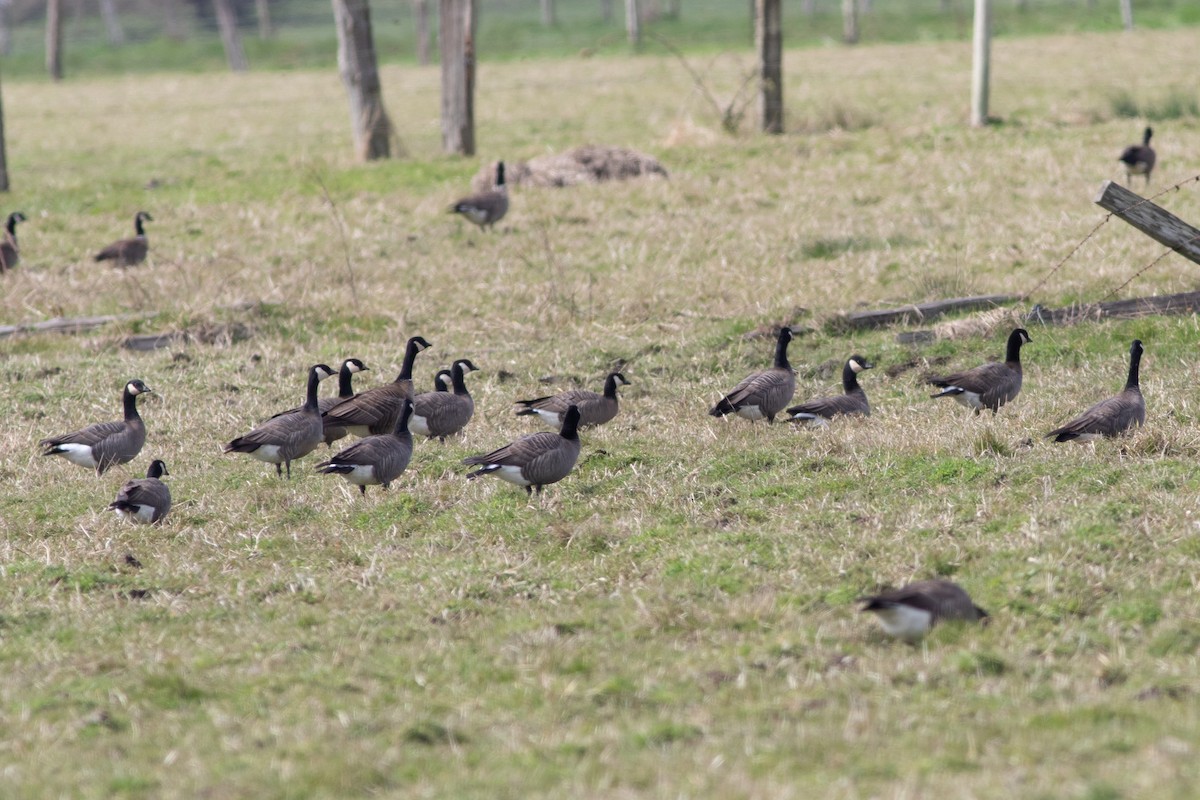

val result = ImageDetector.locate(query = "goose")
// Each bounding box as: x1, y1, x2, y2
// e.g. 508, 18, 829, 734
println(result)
928, 328, 1031, 415
95, 211, 153, 267
464, 404, 581, 496
317, 398, 414, 496
432, 368, 453, 393
223, 364, 335, 478
709, 327, 797, 422
449, 161, 509, 230
0, 211, 27, 272
109, 459, 172, 524
323, 336, 431, 437
515, 371, 629, 428
1119, 127, 1156, 186
1047, 339, 1145, 442
411, 359, 478, 441
264, 357, 368, 447
860, 579, 988, 642
40, 379, 152, 475
787, 355, 873, 426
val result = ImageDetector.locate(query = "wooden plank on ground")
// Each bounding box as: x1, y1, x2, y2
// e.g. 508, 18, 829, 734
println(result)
1094, 181, 1200, 266
1028, 289, 1200, 325
0, 314, 139, 340
828, 294, 1017, 331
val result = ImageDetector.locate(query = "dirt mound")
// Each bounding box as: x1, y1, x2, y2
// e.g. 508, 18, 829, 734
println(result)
472, 145, 668, 191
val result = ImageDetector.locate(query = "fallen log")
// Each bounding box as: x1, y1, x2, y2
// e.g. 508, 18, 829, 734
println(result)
1027, 289, 1200, 325
0, 314, 143, 340
827, 294, 1017, 332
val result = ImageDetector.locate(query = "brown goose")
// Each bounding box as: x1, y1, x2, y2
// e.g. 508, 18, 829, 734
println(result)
1047, 339, 1145, 443
109, 459, 172, 524
317, 399, 414, 496
1119, 127, 1156, 186
95, 211, 152, 267
449, 161, 509, 230
515, 371, 629, 428
464, 405, 581, 496
860, 579, 988, 642
411, 359, 478, 441
40, 379, 152, 475
323, 336, 431, 437
224, 364, 335, 478
709, 327, 797, 422
432, 368, 453, 392
263, 357, 369, 446
787, 355, 873, 426
928, 328, 1031, 415
0, 211, 27, 272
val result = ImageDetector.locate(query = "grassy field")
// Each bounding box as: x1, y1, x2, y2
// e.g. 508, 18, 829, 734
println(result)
2, 24, 1200, 799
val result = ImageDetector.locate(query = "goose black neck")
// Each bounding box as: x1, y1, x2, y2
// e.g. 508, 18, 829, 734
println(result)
1144, 128, 1153, 146
451, 364, 470, 395
338, 364, 356, 397
1005, 331, 1026, 364
1126, 344, 1142, 390
304, 368, 323, 412
604, 373, 620, 399
147, 460, 167, 479
123, 386, 142, 420
393, 400, 414, 436
496, 162, 506, 188
395, 338, 424, 382
773, 331, 792, 370
135, 215, 146, 237
559, 407, 581, 440
841, 362, 861, 393
6, 214, 18, 236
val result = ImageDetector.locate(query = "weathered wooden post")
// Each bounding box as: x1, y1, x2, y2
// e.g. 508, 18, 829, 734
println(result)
99, 0, 125, 45
626, 0, 641, 46
755, 0, 782, 135
256, 0, 274, 38
1119, 0, 1133, 30
0, 69, 9, 191
842, 0, 858, 44
414, 0, 431, 64
970, 0, 991, 126
541, 0, 556, 26
601, 0, 613, 22
1095, 182, 1200, 266
46, 0, 63, 81
333, 0, 393, 161
440, 0, 476, 156
214, 0, 249, 71
0, 0, 13, 56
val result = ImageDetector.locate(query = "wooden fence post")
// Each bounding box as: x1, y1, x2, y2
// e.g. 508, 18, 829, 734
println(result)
440, 0, 476, 155
842, 0, 858, 44
414, 0, 432, 65
626, 0, 641, 46
99, 0, 125, 45
1119, 0, 1133, 30
256, 0, 274, 38
46, 0, 63, 81
1095, 181, 1200, 266
541, 0, 556, 26
0, 70, 9, 191
970, 0, 990, 126
755, 0, 782, 134
333, 0, 393, 161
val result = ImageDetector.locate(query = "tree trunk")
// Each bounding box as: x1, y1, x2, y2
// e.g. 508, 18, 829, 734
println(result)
214, 0, 249, 72
541, 0, 556, 26
414, 0, 431, 64
842, 0, 858, 43
333, 0, 393, 161
46, 0, 63, 81
1119, 0, 1133, 30
601, 0, 613, 22
625, 0, 640, 46
256, 0, 273, 38
163, 0, 184, 39
98, 0, 124, 45
0, 70, 9, 191
970, 0, 990, 126
0, 1, 12, 56
440, 0, 475, 155
755, 0, 782, 134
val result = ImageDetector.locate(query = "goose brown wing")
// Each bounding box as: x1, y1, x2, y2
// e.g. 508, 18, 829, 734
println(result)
464, 431, 561, 467
414, 392, 474, 437
931, 362, 1019, 403
1047, 390, 1145, 440
788, 390, 868, 419
40, 419, 125, 449
114, 478, 170, 514
872, 581, 980, 622
323, 384, 405, 429
714, 368, 795, 416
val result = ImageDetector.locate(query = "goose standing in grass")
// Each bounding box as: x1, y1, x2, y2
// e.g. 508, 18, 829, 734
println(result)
317, 399, 414, 496
515, 371, 629, 428
411, 359, 478, 441
927, 328, 1031, 415
432, 368, 453, 393
860, 579, 988, 642
787, 355, 873, 426
95, 211, 153, 268
109, 459, 172, 524
1047, 339, 1145, 443
223, 364, 335, 478
464, 405, 582, 496
709, 327, 797, 423
449, 161, 509, 230
0, 211, 27, 272
269, 357, 372, 447
323, 336, 431, 437
1119, 127, 1156, 185
40, 379, 153, 475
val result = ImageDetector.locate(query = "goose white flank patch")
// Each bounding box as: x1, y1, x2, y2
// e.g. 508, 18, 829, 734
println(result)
1047, 339, 1145, 443
709, 327, 797, 423
40, 379, 152, 475
928, 328, 1030, 415
860, 580, 988, 642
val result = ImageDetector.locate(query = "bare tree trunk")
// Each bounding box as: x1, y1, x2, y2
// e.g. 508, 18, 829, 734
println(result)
414, 0, 431, 64
601, 0, 613, 21
333, 0, 393, 160
256, 0, 273, 38
1119, 0, 1133, 30
163, 0, 184, 38
46, 0, 63, 81
541, 0, 555, 26
98, 0, 124, 45
214, 0, 249, 72
756, 0, 782, 134
0, 71, 9, 191
440, 0, 475, 155
0, 1, 12, 56
625, 0, 640, 46
842, 0, 858, 43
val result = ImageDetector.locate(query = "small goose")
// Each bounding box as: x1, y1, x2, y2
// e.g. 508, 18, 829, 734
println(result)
0, 211, 27, 272
224, 363, 335, 478
1119, 127, 1156, 186
317, 398, 414, 496
109, 459, 172, 524
709, 327, 797, 422
787, 355, 873, 426
323, 336, 431, 437
40, 379, 152, 475
270, 357, 372, 447
928, 328, 1031, 415
411, 359, 478, 441
861, 579, 989, 642
449, 161, 509, 230
515, 371, 629, 428
464, 404, 582, 496
432, 368, 453, 393
95, 211, 153, 267
1047, 339, 1145, 443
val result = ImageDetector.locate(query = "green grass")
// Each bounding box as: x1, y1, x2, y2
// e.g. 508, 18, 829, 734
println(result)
3, 23, 1200, 800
